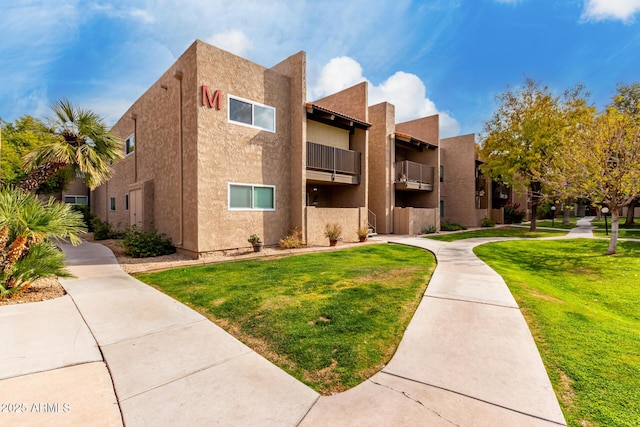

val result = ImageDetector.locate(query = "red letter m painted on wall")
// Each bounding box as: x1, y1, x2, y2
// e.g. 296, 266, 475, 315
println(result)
202, 85, 222, 110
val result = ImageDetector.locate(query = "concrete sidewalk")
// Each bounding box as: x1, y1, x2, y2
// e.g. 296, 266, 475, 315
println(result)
567, 216, 596, 237
0, 237, 567, 426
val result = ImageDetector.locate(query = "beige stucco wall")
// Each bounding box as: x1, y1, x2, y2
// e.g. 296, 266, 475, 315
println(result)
368, 102, 395, 234
396, 115, 439, 147
307, 121, 349, 150
313, 82, 368, 124
92, 42, 197, 242
440, 134, 478, 227
94, 41, 305, 255
194, 41, 298, 254
305, 207, 367, 246
271, 51, 307, 240
393, 207, 438, 235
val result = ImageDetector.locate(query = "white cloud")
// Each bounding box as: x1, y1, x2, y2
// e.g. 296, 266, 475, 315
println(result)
581, 0, 640, 23
312, 57, 460, 138
206, 30, 254, 57
313, 57, 366, 98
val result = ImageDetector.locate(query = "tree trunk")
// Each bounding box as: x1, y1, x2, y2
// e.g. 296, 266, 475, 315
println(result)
562, 198, 572, 226
625, 198, 637, 225
529, 181, 541, 232
607, 208, 619, 255
17, 161, 67, 193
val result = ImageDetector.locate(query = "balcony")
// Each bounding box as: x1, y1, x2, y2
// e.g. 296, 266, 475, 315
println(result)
306, 141, 361, 184
394, 160, 434, 191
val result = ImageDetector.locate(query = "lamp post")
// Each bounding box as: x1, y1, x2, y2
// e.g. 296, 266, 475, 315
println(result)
551, 205, 556, 227
602, 207, 610, 235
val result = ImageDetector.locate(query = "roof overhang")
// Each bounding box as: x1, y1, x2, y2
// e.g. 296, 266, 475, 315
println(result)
306, 103, 371, 131
394, 132, 437, 151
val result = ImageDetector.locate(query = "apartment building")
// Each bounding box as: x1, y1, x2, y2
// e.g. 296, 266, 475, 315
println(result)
92, 40, 371, 257
92, 40, 497, 256
368, 103, 440, 234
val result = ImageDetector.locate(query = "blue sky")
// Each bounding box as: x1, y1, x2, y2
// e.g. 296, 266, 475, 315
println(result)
1, 0, 639, 138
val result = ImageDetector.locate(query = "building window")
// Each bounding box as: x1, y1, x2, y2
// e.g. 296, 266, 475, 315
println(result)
64, 195, 88, 206
228, 96, 276, 132
125, 194, 129, 211
440, 200, 444, 218
229, 183, 276, 210
110, 197, 116, 211
125, 134, 135, 155
440, 165, 444, 182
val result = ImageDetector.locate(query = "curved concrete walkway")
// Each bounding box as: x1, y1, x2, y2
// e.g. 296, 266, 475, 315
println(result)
0, 235, 569, 426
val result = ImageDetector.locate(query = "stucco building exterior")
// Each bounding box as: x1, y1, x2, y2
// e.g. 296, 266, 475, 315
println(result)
92, 40, 497, 257
368, 103, 439, 235
92, 40, 372, 257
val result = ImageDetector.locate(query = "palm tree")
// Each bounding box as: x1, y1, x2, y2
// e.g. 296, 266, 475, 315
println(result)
0, 186, 86, 298
18, 99, 123, 192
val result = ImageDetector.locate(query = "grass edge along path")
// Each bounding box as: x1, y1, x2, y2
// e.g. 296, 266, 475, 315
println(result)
135, 244, 435, 395
425, 226, 568, 242
474, 239, 640, 427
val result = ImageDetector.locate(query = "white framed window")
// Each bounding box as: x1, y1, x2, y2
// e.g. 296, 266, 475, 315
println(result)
125, 133, 135, 155
228, 183, 276, 211
109, 197, 116, 211
64, 195, 88, 206
228, 95, 276, 132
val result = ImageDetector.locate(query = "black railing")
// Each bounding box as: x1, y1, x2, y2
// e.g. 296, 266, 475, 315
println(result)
307, 141, 361, 176
394, 160, 434, 185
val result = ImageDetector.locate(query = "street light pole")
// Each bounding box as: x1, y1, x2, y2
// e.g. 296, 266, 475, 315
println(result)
551, 205, 556, 227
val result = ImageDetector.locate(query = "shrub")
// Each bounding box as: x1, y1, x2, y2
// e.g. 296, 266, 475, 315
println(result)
91, 217, 124, 240
0, 187, 85, 299
422, 225, 437, 234
324, 223, 343, 241
122, 226, 176, 258
357, 227, 369, 239
481, 217, 496, 227
279, 227, 304, 249
504, 202, 526, 224
440, 221, 467, 231
248, 234, 262, 244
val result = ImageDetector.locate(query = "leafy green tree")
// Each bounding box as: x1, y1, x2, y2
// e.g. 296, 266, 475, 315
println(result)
549, 103, 640, 254
479, 79, 590, 231
612, 83, 640, 225
0, 187, 86, 298
18, 99, 123, 192
1, 116, 73, 193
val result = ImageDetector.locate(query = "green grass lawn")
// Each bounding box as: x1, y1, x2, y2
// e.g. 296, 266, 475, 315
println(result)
474, 239, 640, 427
135, 244, 435, 394
591, 219, 640, 238
532, 218, 577, 229
425, 226, 568, 242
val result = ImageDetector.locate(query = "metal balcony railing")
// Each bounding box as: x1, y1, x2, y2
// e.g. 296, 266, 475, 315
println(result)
306, 141, 361, 176
394, 160, 434, 185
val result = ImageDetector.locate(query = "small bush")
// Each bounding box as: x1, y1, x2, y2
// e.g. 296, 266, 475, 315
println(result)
440, 221, 467, 231
279, 227, 304, 249
422, 225, 437, 234
122, 226, 176, 258
324, 223, 343, 241
481, 217, 496, 227
504, 202, 526, 224
91, 217, 125, 240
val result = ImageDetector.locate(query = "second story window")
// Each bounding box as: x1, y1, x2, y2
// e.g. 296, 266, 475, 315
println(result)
229, 96, 276, 132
